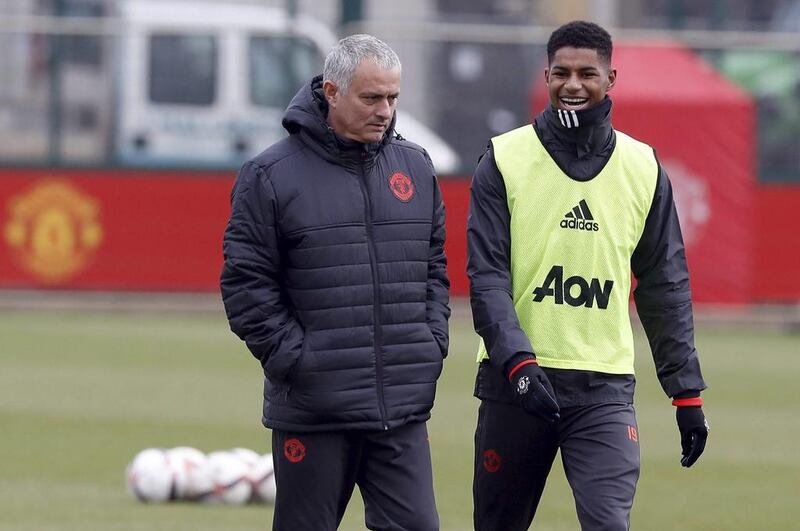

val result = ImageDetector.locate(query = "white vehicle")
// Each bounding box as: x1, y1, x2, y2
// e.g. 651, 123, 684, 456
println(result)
115, 0, 460, 173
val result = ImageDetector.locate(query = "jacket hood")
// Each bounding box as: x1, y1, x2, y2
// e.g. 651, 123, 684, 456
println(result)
282, 75, 329, 137
281, 75, 397, 167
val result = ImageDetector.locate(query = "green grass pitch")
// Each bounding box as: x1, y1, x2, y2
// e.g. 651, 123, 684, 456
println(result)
1, 301, 798, 530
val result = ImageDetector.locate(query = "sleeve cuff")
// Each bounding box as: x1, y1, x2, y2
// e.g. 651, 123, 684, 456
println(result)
672, 397, 703, 407
504, 353, 536, 380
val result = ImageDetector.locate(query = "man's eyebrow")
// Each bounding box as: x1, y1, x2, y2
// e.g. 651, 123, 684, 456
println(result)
361, 91, 400, 98
550, 65, 600, 72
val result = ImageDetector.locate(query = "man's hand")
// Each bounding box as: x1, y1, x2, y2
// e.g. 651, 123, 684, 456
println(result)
673, 397, 709, 468
506, 356, 560, 423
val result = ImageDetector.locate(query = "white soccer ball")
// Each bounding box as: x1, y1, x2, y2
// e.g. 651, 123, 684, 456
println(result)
203, 450, 252, 505
229, 447, 260, 468
168, 446, 213, 501
228, 448, 276, 504
250, 454, 277, 504
126, 448, 174, 503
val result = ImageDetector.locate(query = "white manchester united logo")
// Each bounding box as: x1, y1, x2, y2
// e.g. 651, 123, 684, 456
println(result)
517, 375, 530, 395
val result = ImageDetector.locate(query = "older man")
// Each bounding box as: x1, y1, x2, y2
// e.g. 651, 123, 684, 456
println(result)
221, 34, 449, 531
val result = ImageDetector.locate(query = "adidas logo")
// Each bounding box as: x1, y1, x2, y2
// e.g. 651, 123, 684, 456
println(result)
560, 199, 599, 231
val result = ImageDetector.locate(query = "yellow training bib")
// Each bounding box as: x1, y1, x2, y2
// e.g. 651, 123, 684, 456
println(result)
476, 124, 658, 374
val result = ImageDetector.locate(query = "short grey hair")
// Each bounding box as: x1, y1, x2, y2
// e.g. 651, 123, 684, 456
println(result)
323, 34, 401, 94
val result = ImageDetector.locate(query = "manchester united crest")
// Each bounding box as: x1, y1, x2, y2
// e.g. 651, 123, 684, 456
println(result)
388, 172, 415, 202
283, 438, 306, 463
3, 180, 103, 283
483, 449, 502, 473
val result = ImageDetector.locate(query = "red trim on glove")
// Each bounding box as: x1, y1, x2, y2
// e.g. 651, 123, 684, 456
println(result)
672, 397, 704, 407
508, 358, 538, 381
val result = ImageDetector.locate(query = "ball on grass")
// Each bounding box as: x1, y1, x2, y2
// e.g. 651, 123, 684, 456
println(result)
168, 446, 213, 501
125, 448, 174, 503
250, 453, 277, 504
202, 450, 252, 505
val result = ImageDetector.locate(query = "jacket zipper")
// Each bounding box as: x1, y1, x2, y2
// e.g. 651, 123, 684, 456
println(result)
357, 152, 388, 430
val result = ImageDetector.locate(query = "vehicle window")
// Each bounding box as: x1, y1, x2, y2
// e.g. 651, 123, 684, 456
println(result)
60, 0, 105, 67
149, 34, 217, 105
249, 36, 322, 108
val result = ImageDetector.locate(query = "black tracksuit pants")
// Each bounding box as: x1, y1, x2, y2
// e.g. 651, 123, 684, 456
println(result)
474, 400, 640, 531
272, 421, 439, 531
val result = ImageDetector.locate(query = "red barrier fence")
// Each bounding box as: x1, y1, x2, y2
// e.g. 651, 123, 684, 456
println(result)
754, 185, 800, 302
1, 168, 798, 302
0, 169, 472, 294
0, 169, 230, 291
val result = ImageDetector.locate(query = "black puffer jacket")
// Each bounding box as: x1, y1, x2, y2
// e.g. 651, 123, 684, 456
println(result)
221, 76, 450, 432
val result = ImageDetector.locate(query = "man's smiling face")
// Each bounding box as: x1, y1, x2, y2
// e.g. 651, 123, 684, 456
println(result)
545, 46, 616, 112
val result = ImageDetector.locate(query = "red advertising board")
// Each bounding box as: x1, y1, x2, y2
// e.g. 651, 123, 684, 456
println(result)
0, 168, 473, 295
754, 185, 800, 302
0, 169, 231, 291
1, 168, 799, 301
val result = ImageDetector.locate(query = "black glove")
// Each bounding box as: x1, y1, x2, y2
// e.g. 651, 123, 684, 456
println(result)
505, 355, 560, 423
674, 398, 709, 468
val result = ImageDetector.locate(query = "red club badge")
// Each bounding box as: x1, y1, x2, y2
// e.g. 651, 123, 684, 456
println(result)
388, 172, 415, 202
284, 438, 306, 463
483, 449, 502, 473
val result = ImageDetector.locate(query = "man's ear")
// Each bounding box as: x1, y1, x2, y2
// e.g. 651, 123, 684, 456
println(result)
544, 67, 550, 87
607, 67, 617, 91
322, 80, 338, 107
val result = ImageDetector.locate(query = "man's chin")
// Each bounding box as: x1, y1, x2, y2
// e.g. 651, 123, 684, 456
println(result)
359, 133, 385, 144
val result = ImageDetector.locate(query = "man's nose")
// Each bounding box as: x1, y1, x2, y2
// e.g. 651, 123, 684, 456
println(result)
565, 73, 582, 91
375, 98, 392, 119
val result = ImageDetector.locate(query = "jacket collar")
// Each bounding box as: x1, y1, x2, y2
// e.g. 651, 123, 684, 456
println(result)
540, 97, 613, 159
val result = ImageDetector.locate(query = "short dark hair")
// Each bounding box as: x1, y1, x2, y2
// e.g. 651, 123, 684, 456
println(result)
547, 21, 612, 65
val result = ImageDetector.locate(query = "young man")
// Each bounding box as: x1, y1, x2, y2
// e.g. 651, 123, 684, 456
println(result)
468, 21, 709, 530
221, 34, 449, 531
